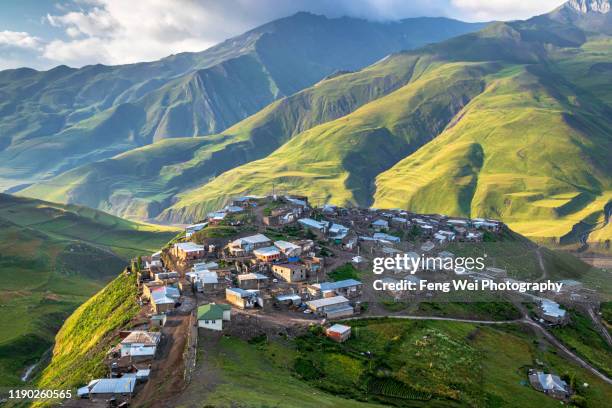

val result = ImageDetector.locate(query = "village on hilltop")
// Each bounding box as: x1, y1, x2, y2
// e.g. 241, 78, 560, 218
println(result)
74, 194, 597, 405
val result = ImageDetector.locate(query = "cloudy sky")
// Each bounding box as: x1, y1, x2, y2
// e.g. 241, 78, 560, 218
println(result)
0, 0, 567, 70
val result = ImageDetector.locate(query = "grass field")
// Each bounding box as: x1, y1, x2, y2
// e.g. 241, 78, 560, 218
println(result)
0, 194, 176, 386
551, 309, 612, 378
34, 272, 141, 396
183, 319, 612, 407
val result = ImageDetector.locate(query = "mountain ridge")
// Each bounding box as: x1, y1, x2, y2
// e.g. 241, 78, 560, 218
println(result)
19, 1, 612, 248
0, 13, 485, 191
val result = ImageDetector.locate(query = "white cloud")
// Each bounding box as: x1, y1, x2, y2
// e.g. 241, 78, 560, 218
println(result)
0, 30, 43, 49
450, 0, 565, 21
0, 31, 47, 70
41, 0, 237, 66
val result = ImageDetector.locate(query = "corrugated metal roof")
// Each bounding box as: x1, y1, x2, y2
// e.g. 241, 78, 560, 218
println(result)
313, 279, 362, 291
121, 331, 161, 346
306, 295, 349, 309
89, 378, 136, 394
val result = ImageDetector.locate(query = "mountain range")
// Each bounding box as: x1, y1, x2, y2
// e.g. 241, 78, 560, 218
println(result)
12, 0, 612, 249
0, 14, 483, 192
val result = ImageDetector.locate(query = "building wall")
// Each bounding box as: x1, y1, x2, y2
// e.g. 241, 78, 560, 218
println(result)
153, 302, 174, 314
198, 319, 223, 331
326, 330, 350, 342
272, 265, 307, 282
226, 293, 247, 309
255, 253, 280, 262
238, 279, 265, 290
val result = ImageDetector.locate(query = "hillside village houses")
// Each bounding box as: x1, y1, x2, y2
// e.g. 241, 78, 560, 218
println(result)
229, 233, 272, 256
226, 287, 262, 309
253, 245, 282, 262
185, 222, 208, 238
186, 270, 220, 292
79, 194, 531, 403
272, 263, 308, 282
197, 303, 231, 331
120, 331, 161, 360
306, 295, 354, 318
171, 242, 206, 262
237, 272, 269, 289
326, 324, 352, 342
150, 285, 180, 313
529, 369, 571, 399
77, 377, 136, 400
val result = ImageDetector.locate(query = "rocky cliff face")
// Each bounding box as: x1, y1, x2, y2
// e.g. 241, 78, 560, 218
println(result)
565, 0, 610, 14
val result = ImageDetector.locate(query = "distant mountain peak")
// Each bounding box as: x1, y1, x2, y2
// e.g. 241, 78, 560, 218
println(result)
564, 0, 610, 14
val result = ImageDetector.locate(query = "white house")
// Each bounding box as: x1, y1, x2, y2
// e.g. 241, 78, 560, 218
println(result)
120, 331, 161, 359
274, 240, 302, 257
197, 303, 231, 331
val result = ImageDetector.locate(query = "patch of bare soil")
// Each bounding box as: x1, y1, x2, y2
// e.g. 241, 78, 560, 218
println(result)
131, 314, 191, 408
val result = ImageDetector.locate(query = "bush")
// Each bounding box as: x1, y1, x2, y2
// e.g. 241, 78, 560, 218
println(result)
328, 263, 360, 281
570, 394, 587, 407
294, 357, 322, 381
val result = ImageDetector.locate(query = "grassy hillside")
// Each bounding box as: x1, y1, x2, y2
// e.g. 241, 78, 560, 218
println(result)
34, 272, 140, 394
157, 20, 611, 247
374, 62, 612, 244
179, 319, 612, 407
21, 51, 427, 219
0, 194, 176, 386
20, 5, 612, 248
157, 60, 497, 221
1, 15, 483, 192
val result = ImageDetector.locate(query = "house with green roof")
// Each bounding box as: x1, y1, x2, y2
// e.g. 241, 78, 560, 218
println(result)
197, 303, 231, 331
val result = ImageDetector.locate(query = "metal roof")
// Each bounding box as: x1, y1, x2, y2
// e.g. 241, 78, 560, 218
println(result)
235, 233, 271, 245
87, 378, 136, 395
121, 331, 161, 346
226, 287, 258, 298
536, 372, 568, 392
197, 304, 226, 320
253, 246, 280, 256
541, 299, 566, 318
328, 324, 351, 334
274, 240, 300, 251
313, 279, 362, 292
306, 295, 349, 309
238, 273, 268, 280
174, 242, 205, 252
298, 218, 326, 230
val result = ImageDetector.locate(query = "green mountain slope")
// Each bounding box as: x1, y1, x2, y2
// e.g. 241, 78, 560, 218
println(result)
158, 59, 497, 221
374, 61, 612, 242
34, 272, 141, 397
160, 7, 612, 247
0, 194, 176, 386
21, 2, 612, 247
21, 51, 428, 219
0, 14, 484, 191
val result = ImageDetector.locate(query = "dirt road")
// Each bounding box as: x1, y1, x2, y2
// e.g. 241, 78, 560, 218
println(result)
132, 313, 191, 407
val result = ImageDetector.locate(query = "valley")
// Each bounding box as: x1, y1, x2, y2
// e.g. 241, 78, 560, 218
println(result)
0, 194, 177, 386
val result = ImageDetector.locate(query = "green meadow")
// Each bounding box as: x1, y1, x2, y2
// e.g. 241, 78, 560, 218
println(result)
0, 194, 176, 386
180, 319, 612, 407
